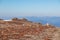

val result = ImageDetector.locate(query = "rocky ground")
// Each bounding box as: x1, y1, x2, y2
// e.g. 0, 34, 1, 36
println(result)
0, 18, 60, 40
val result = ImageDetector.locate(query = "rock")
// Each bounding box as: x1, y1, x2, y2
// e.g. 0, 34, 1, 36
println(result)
0, 18, 58, 40
12, 18, 28, 22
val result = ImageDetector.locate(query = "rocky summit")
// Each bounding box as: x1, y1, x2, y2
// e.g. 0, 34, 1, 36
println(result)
0, 18, 60, 40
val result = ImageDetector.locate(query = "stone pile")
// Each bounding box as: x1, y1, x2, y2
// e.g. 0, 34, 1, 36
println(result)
0, 18, 59, 40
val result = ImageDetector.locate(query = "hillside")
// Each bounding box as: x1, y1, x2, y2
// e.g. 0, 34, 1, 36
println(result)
0, 18, 60, 40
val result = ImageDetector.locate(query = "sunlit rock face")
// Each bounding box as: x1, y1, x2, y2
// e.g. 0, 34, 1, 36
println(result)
0, 18, 60, 40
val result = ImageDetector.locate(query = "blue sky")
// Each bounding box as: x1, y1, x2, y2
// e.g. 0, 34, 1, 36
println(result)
0, 0, 60, 17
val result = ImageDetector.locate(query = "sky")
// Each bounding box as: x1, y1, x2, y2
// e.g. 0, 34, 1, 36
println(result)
0, 0, 60, 17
